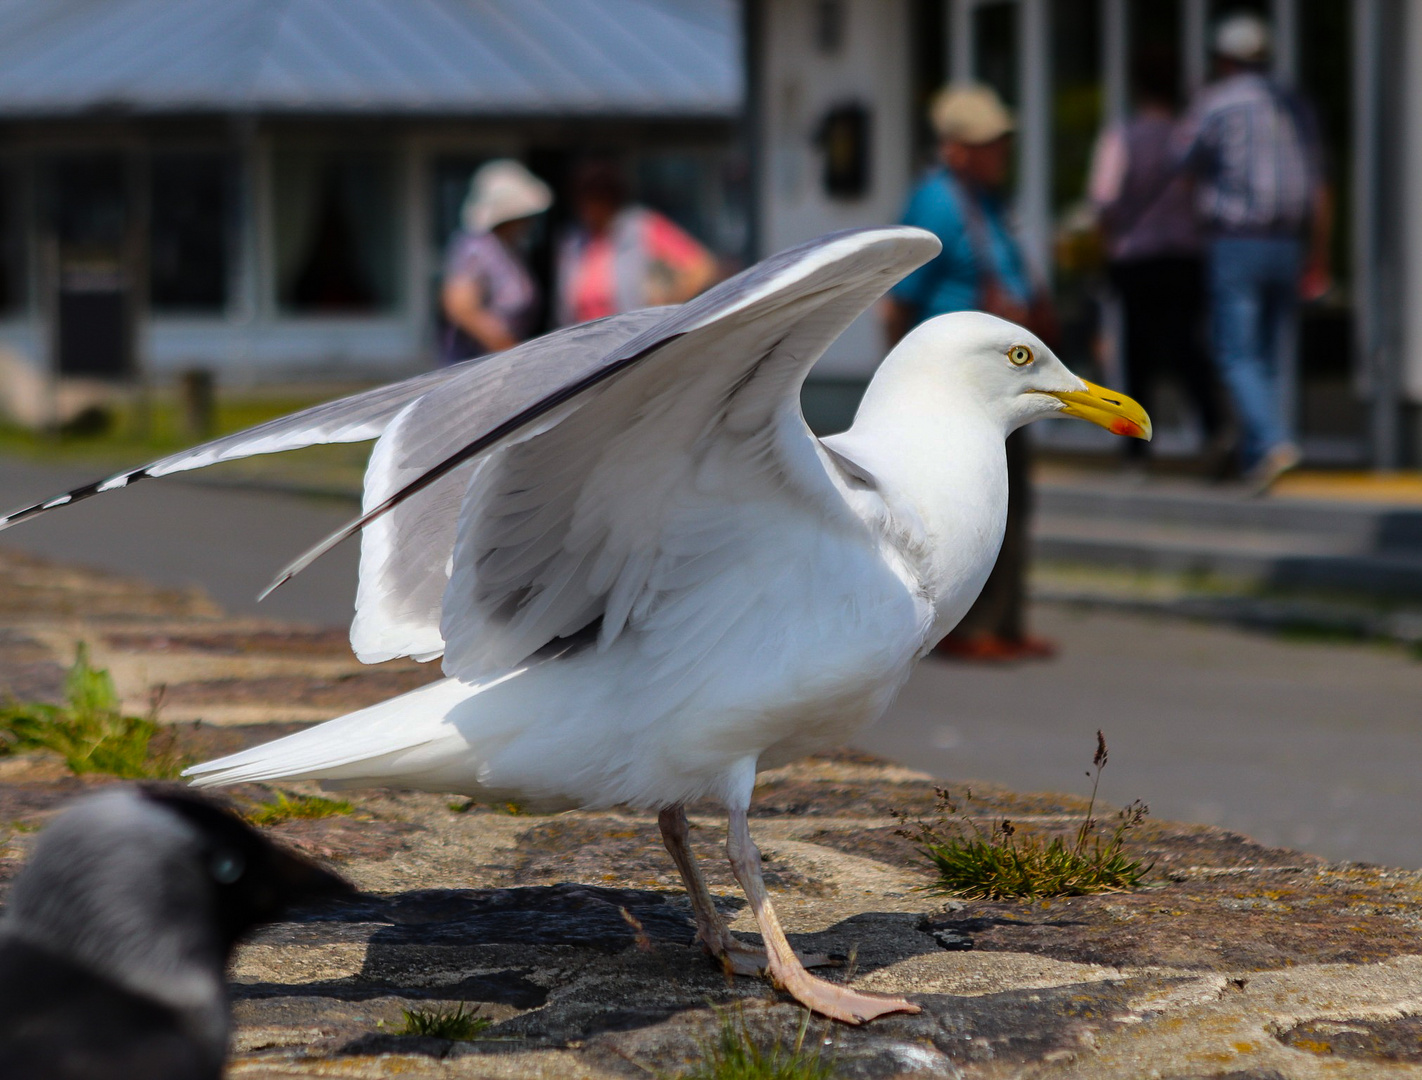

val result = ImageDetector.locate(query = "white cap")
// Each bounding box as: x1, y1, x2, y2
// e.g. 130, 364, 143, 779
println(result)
1214, 13, 1271, 63
461, 159, 553, 233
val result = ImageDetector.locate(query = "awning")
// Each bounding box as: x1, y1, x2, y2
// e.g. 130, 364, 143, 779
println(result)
0, 0, 741, 118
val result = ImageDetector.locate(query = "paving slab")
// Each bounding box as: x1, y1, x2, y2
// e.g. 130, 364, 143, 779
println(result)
0, 550, 1421, 1077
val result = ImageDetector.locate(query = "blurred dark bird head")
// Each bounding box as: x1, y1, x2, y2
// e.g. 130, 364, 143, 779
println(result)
5, 785, 352, 957
1, 786, 352, 1036
0, 786, 352, 1078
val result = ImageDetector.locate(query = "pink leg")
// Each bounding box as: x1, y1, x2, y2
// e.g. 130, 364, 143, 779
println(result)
658, 805, 833, 976
725, 806, 919, 1024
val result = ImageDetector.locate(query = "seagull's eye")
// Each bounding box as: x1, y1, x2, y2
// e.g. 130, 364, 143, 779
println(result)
1007, 345, 1034, 367
210, 850, 245, 884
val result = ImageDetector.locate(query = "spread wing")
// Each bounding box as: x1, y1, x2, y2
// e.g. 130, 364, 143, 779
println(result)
348, 308, 671, 663
277, 226, 941, 676
0, 314, 663, 532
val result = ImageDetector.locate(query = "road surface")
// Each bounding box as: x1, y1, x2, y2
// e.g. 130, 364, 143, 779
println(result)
0, 457, 1417, 867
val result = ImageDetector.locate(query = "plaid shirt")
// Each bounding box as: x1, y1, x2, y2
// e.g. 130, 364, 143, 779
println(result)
1175, 72, 1324, 236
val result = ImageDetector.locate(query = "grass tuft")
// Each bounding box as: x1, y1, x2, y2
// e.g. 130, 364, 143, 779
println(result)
396, 1002, 492, 1041
0, 644, 182, 778
245, 790, 353, 827
675, 1007, 834, 1080
894, 730, 1152, 901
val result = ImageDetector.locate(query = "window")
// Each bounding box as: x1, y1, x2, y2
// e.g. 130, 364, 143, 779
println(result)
0, 160, 25, 315
47, 153, 127, 253
43, 154, 133, 380
150, 152, 231, 314
272, 147, 400, 314
431, 155, 487, 252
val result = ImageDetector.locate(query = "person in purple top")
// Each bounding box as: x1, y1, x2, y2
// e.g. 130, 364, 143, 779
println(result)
1176, 13, 1332, 491
1089, 47, 1221, 467
439, 160, 553, 364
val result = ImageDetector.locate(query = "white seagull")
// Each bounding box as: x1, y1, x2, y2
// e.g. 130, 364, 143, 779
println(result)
0, 227, 1149, 1023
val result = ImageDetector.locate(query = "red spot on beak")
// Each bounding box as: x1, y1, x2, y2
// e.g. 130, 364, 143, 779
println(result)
1111, 418, 1142, 438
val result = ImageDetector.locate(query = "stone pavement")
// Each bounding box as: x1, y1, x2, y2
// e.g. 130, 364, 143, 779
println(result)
2, 550, 1422, 1076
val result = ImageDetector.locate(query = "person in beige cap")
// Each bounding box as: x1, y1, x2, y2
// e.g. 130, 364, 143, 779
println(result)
1173, 11, 1331, 491
440, 159, 553, 363
883, 82, 1056, 662
883, 83, 1036, 341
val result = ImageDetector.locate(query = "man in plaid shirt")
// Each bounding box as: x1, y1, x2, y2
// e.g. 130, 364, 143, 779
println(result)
1176, 12, 1331, 491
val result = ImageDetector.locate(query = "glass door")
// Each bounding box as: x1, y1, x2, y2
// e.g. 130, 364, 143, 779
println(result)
42, 153, 135, 380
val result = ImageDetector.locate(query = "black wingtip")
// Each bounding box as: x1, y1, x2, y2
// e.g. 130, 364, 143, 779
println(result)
0, 470, 149, 534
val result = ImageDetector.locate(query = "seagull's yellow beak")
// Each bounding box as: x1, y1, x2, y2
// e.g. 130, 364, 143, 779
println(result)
1047, 380, 1153, 441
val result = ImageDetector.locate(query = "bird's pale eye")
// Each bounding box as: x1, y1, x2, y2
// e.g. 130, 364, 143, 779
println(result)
1007, 345, 1034, 367
210, 851, 245, 884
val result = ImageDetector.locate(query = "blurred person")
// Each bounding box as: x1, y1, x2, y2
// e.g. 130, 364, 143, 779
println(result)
440, 159, 553, 364
1089, 48, 1222, 467
0, 786, 350, 1080
883, 83, 1057, 662
555, 158, 717, 326
1177, 12, 1331, 490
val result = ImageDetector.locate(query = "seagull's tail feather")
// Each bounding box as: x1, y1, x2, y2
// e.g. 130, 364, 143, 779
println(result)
184, 677, 480, 789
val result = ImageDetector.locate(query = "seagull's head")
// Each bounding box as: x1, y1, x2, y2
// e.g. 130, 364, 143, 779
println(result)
895, 311, 1152, 441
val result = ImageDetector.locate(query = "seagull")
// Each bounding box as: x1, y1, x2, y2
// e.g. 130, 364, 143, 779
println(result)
0, 227, 1149, 1023
0, 787, 350, 1080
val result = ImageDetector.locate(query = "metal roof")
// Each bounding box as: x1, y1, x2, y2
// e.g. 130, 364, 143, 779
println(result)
0, 0, 741, 118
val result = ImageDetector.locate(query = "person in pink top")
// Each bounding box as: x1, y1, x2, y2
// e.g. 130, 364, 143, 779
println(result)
1087, 48, 1222, 468
555, 159, 717, 326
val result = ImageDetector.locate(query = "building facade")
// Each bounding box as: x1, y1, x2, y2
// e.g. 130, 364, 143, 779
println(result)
755, 0, 1418, 467
0, 0, 745, 407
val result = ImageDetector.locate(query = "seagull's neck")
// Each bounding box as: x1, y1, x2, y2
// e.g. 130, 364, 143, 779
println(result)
827, 372, 1011, 640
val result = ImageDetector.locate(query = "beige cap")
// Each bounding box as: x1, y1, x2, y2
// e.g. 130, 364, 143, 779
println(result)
462, 159, 553, 233
929, 83, 1015, 145
1214, 13, 1270, 62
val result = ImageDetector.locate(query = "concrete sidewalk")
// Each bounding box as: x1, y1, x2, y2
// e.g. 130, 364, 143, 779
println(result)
1035, 465, 1422, 594
856, 601, 1422, 868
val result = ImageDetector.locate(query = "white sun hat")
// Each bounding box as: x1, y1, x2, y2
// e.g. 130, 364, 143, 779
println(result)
462, 159, 553, 234
929, 83, 1016, 146
1214, 13, 1271, 62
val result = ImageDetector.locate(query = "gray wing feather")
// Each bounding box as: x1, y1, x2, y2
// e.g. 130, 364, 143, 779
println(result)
346, 309, 673, 660
260, 227, 941, 599
0, 314, 666, 533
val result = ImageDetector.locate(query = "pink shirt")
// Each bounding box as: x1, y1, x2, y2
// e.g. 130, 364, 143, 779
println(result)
570, 234, 617, 323
565, 209, 708, 325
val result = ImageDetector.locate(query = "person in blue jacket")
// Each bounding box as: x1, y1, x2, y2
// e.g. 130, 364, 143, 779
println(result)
883, 82, 1055, 662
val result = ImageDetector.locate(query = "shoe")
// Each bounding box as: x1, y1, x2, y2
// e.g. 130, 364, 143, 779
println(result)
1245, 442, 1301, 496
933, 633, 1058, 663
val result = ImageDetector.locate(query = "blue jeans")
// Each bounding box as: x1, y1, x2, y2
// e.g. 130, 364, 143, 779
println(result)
1208, 236, 1302, 469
